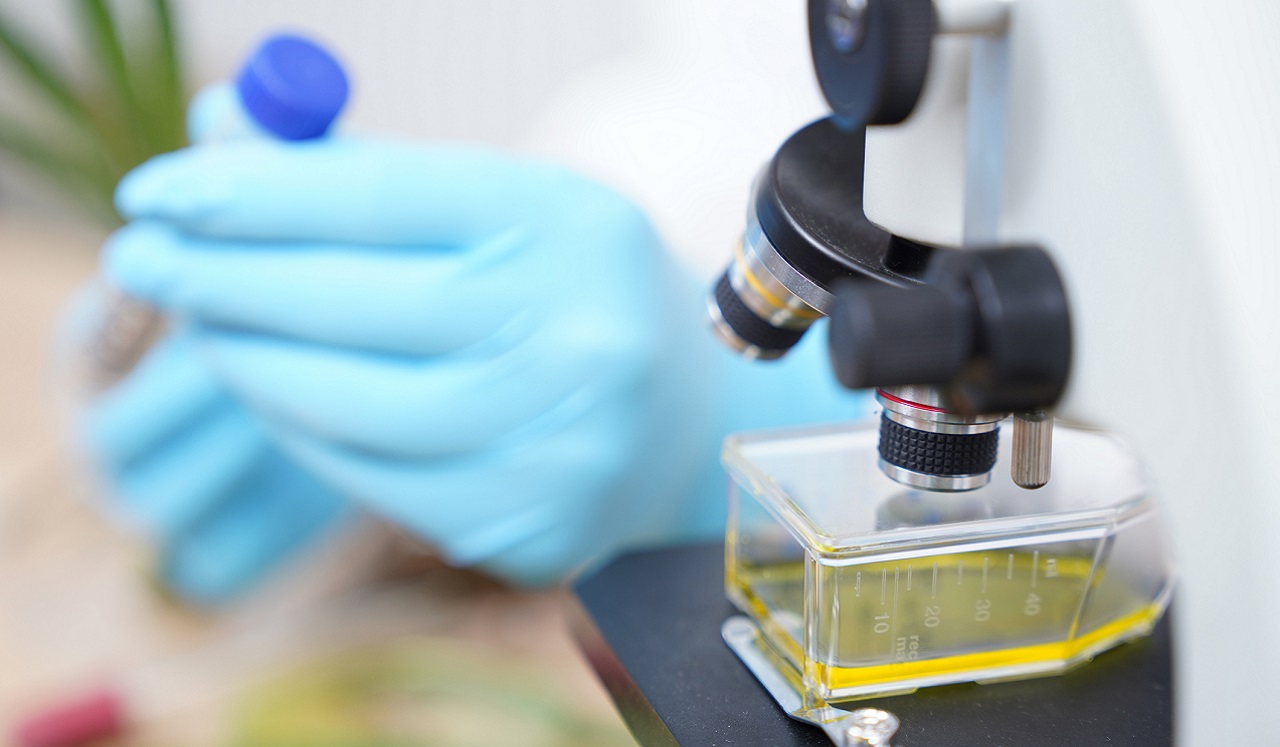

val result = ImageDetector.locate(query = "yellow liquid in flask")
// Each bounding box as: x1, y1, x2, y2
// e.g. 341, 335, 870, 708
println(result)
731, 546, 1163, 700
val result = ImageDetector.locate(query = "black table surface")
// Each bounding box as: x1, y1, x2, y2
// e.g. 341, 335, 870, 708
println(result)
573, 542, 1173, 746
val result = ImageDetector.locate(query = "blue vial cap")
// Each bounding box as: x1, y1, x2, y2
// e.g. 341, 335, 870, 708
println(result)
236, 34, 349, 141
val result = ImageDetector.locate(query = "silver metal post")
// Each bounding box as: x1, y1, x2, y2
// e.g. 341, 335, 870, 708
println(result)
1011, 409, 1053, 489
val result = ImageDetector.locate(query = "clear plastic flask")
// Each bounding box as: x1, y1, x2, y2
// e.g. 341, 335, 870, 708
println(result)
723, 420, 1172, 709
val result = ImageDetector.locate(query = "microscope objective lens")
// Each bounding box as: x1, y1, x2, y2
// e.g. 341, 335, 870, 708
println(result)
874, 388, 1003, 492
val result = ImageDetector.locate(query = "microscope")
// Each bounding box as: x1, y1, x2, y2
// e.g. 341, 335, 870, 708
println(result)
707, 0, 1069, 495
703, 1, 1171, 741
576, 0, 1280, 744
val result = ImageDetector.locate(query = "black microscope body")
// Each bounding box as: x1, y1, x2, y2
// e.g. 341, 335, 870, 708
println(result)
708, 0, 1073, 493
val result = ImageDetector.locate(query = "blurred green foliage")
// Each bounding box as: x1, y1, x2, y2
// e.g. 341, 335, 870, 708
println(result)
0, 0, 187, 225
234, 638, 638, 747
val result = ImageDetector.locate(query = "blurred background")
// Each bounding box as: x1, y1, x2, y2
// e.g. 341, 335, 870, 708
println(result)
0, 1, 824, 744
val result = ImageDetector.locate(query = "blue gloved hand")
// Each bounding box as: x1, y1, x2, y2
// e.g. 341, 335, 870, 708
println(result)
70, 84, 356, 605
82, 328, 350, 604
100, 92, 864, 586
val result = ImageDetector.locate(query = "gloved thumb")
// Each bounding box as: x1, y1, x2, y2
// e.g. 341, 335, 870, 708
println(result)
185, 81, 263, 145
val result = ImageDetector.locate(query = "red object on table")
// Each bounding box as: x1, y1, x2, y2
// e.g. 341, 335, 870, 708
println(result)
11, 688, 125, 747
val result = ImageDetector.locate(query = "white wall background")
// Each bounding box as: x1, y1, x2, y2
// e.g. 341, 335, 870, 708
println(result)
0, 1, 640, 145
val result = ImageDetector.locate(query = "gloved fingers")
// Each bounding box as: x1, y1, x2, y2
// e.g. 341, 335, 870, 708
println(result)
83, 330, 226, 467
190, 323, 598, 459
185, 82, 241, 144
101, 220, 525, 355
157, 449, 350, 605
115, 138, 564, 246
104, 401, 268, 537
264, 413, 623, 585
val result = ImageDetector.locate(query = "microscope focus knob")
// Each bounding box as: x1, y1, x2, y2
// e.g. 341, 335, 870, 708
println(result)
828, 246, 1072, 415
828, 281, 973, 388
809, 0, 937, 126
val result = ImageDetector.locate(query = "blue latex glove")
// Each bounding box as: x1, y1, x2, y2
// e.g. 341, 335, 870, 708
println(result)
101, 93, 865, 586
82, 328, 350, 604
72, 85, 354, 605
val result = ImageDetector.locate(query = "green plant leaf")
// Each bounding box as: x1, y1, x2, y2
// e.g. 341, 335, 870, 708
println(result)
0, 7, 98, 135
0, 115, 118, 224
0, 1, 189, 226
144, 0, 185, 152
76, 0, 152, 160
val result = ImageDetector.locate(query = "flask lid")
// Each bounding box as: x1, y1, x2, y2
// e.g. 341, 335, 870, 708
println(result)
236, 33, 348, 140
